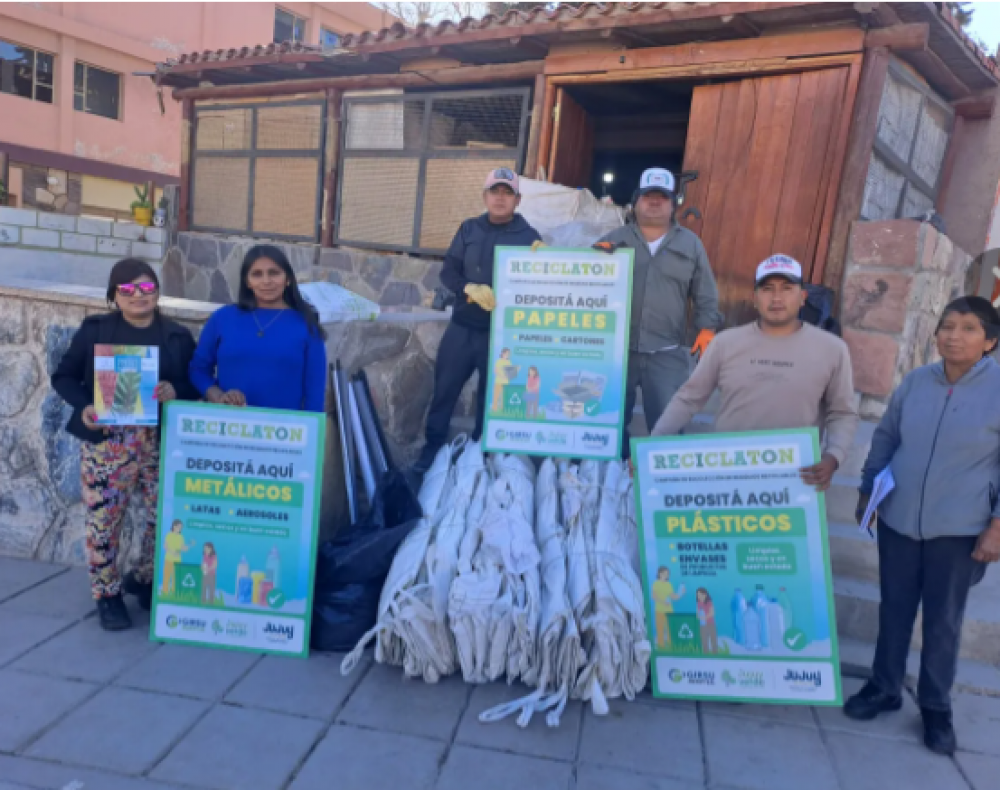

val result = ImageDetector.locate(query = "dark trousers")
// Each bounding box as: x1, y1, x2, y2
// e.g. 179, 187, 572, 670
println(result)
872, 521, 987, 711
621, 348, 692, 458
425, 321, 490, 448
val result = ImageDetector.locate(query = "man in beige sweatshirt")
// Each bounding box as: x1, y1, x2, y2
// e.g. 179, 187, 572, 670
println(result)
651, 254, 858, 491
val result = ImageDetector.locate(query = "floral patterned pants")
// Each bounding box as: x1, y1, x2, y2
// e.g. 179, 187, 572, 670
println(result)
80, 428, 159, 600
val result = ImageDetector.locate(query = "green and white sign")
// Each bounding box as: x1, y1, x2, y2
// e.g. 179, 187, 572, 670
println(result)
632, 429, 842, 705
151, 402, 325, 657
483, 246, 633, 460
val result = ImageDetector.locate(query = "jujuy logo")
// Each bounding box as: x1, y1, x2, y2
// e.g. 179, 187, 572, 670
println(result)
581, 432, 609, 447
263, 622, 294, 643
783, 669, 822, 690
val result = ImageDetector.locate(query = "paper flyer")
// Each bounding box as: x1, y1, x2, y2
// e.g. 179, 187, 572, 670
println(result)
93, 344, 159, 426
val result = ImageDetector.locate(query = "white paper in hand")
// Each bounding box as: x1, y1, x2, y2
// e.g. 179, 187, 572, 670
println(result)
859, 467, 895, 540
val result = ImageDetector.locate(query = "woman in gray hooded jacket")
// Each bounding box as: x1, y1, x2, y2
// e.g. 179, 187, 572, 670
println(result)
843, 296, 1000, 755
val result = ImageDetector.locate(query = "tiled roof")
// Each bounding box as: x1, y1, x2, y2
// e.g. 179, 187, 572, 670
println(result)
168, 41, 325, 67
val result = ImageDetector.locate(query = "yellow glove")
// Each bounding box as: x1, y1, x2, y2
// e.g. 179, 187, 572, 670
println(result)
464, 283, 496, 312
531, 240, 547, 252
691, 329, 715, 357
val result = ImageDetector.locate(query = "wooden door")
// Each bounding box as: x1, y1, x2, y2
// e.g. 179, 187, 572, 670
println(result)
680, 68, 852, 327
548, 88, 594, 188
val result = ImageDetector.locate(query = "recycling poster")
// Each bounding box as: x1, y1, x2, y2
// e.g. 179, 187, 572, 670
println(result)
94, 345, 159, 426
483, 246, 633, 460
632, 429, 842, 705
151, 402, 325, 657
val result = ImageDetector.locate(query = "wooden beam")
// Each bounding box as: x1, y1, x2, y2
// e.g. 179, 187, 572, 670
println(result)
172, 60, 543, 101
321, 89, 342, 248
522, 72, 546, 180
823, 47, 890, 290
535, 77, 558, 180
600, 28, 657, 47
864, 23, 929, 52
721, 13, 761, 38
508, 36, 549, 57
179, 98, 193, 232
899, 47, 971, 100
953, 92, 996, 120
544, 28, 865, 76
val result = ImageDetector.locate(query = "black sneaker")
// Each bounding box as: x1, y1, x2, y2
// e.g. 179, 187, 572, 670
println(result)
122, 571, 153, 611
843, 681, 903, 721
96, 594, 132, 631
922, 708, 957, 756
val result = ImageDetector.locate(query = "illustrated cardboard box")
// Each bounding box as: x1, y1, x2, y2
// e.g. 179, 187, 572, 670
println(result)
553, 370, 607, 418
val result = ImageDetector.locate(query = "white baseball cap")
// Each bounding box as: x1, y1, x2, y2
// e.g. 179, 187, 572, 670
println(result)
637, 168, 676, 196
755, 254, 803, 287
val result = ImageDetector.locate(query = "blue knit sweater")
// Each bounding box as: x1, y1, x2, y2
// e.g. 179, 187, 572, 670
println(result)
190, 305, 326, 412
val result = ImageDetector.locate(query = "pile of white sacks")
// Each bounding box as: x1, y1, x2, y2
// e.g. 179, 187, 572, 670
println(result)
341, 437, 650, 728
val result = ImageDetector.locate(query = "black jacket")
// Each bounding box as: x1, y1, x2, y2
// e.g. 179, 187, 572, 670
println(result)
440, 213, 541, 331
51, 312, 199, 444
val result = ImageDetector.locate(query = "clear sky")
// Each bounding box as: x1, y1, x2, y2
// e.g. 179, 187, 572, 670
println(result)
968, 2, 1000, 54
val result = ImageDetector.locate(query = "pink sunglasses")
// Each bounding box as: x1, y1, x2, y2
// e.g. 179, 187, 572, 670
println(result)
117, 281, 158, 297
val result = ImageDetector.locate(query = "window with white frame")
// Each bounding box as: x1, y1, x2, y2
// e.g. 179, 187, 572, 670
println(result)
861, 60, 954, 221
0, 39, 54, 104
274, 8, 307, 43
74, 62, 121, 120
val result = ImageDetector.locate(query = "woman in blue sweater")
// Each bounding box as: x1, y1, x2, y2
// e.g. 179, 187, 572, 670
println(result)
190, 245, 326, 412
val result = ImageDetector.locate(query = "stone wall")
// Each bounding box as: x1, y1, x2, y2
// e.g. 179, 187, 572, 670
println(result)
16, 162, 82, 215
840, 219, 971, 421
162, 231, 444, 309
0, 277, 466, 566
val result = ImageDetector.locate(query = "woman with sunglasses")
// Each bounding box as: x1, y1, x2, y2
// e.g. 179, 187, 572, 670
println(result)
189, 245, 326, 412
52, 259, 199, 631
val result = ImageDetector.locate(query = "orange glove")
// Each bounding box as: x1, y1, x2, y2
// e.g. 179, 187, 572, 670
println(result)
691, 329, 715, 357
592, 241, 624, 254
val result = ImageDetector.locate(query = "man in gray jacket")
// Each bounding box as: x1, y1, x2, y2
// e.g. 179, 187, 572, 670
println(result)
597, 168, 722, 457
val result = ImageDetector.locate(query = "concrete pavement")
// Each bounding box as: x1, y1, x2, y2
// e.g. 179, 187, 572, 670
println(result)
1, 556, 997, 790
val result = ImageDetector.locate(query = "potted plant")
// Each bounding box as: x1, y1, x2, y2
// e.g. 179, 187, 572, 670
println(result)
131, 184, 153, 226
153, 195, 168, 228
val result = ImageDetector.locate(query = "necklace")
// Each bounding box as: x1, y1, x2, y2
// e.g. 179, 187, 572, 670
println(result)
253, 309, 285, 337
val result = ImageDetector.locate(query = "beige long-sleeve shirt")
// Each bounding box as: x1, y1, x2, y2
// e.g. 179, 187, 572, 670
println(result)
651, 322, 859, 465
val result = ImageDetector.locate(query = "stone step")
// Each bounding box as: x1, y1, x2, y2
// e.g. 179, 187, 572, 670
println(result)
834, 576, 1000, 668
838, 637, 1000, 698
828, 519, 880, 585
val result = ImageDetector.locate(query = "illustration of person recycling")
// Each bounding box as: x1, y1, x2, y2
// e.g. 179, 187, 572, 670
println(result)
652, 567, 686, 649
696, 588, 719, 654
525, 366, 541, 418
161, 520, 193, 595
491, 348, 516, 412
201, 543, 218, 604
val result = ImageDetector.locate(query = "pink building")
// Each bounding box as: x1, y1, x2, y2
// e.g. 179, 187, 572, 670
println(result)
0, 2, 392, 218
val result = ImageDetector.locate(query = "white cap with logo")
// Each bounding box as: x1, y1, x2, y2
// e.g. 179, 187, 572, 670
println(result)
637, 168, 676, 196
755, 254, 803, 287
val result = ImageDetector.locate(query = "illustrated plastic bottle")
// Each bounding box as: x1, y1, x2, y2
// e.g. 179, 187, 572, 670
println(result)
730, 589, 747, 646
266, 547, 282, 591
236, 555, 249, 588
743, 605, 762, 651
767, 599, 786, 648
753, 585, 769, 648
236, 556, 251, 604
778, 587, 795, 629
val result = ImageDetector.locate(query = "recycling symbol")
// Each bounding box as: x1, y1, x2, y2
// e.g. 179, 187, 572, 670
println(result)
510, 394, 522, 405
182, 573, 197, 589
678, 624, 694, 640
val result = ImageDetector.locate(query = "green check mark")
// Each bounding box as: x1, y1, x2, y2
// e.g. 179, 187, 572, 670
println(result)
783, 627, 807, 651
267, 589, 286, 609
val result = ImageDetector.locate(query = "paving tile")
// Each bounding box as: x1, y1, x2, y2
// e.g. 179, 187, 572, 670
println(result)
455, 681, 582, 762
814, 676, 923, 744
116, 643, 260, 700
575, 765, 699, 790
0, 755, 179, 789
0, 669, 97, 751
336, 662, 470, 741
436, 745, 572, 790
0, 783, 36, 790
0, 559, 66, 603
703, 712, 839, 790
956, 751, 1000, 790
0, 612, 74, 667
825, 732, 969, 790
703, 699, 817, 729
0, 567, 97, 621
579, 699, 703, 785
289, 724, 445, 790
11, 615, 159, 683
953, 692, 1000, 757
26, 686, 207, 775
151, 704, 324, 790
226, 651, 369, 719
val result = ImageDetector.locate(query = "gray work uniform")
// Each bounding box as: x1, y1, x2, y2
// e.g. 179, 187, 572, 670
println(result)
598, 222, 722, 454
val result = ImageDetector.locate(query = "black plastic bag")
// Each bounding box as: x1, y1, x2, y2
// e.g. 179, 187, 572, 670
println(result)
799, 285, 842, 337
310, 470, 422, 652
